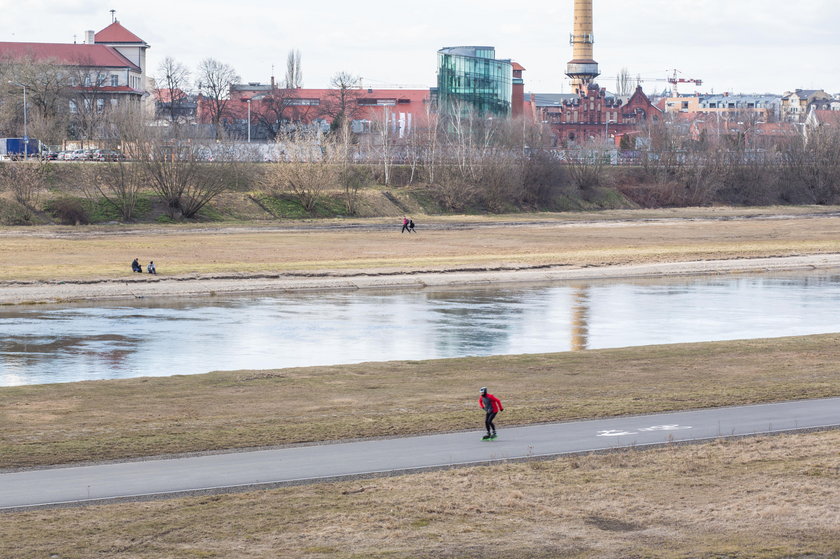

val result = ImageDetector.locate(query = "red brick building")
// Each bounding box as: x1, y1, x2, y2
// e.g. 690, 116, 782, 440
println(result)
532, 83, 661, 146
198, 82, 432, 140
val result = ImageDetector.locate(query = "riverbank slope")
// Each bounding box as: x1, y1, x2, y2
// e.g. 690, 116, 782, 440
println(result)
3, 207, 840, 304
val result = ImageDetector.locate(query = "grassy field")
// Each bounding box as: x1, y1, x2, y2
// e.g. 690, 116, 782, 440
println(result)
2, 208, 840, 558
2, 431, 837, 558
1, 207, 840, 281
2, 334, 839, 469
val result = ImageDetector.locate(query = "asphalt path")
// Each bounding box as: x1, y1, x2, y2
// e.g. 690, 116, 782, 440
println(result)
2, 397, 838, 511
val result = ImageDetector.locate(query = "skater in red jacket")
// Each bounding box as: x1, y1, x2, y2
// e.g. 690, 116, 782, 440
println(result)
478, 387, 503, 439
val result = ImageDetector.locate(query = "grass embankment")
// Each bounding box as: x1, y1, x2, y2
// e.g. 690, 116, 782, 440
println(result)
2, 431, 838, 558
2, 207, 840, 282
2, 334, 839, 470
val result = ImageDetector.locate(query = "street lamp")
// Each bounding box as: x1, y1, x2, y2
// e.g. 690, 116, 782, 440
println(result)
9, 81, 28, 159
247, 99, 251, 143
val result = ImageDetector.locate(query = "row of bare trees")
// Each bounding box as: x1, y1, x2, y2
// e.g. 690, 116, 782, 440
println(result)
0, 55, 123, 145
0, 106, 247, 223
4, 84, 840, 226
613, 118, 840, 206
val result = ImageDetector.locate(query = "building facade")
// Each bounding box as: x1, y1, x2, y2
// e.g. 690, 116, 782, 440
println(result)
435, 46, 512, 118
0, 21, 149, 111
534, 84, 661, 146
662, 94, 781, 122
781, 89, 833, 122
205, 82, 432, 140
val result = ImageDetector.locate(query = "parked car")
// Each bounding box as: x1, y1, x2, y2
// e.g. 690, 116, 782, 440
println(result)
68, 149, 95, 161
92, 149, 126, 162
56, 151, 73, 160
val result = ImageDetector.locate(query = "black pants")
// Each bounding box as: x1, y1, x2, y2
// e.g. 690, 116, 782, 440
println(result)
485, 411, 497, 435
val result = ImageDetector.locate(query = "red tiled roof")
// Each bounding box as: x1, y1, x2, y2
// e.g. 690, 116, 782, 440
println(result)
511, 62, 526, 71
94, 22, 146, 44
813, 109, 840, 126
0, 42, 140, 71
755, 122, 799, 136
154, 88, 187, 103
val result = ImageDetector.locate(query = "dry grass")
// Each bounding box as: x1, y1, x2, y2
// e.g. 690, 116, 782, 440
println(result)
2, 208, 840, 281
2, 431, 838, 558
2, 334, 839, 469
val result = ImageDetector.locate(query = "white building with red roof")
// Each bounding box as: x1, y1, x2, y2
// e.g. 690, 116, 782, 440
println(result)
0, 20, 150, 111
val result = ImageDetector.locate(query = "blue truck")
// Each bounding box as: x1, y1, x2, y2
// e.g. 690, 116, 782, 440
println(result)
0, 138, 40, 160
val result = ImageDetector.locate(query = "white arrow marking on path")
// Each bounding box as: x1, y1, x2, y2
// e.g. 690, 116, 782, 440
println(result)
597, 425, 693, 437
638, 425, 692, 432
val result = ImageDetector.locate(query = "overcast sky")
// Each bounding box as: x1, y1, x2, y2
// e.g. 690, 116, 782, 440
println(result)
3, 0, 839, 95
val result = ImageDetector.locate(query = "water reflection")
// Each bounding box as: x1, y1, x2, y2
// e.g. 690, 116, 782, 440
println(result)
570, 286, 590, 351
2, 271, 840, 386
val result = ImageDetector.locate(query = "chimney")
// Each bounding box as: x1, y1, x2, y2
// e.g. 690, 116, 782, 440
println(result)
85, 30, 95, 44
565, 0, 600, 94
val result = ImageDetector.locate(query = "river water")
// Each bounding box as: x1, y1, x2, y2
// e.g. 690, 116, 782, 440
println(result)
2, 271, 840, 386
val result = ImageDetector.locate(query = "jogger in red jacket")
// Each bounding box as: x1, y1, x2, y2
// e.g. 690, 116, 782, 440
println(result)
479, 387, 503, 439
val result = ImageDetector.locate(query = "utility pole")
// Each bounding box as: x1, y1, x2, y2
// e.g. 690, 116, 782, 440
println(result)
247, 99, 251, 142
9, 81, 28, 159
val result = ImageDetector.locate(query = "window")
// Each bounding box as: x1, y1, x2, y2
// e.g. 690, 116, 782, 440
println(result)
111, 75, 119, 87
357, 99, 396, 106
287, 98, 319, 106
96, 98, 105, 112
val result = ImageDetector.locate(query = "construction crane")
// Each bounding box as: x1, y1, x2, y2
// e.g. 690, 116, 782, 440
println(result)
666, 69, 702, 96
634, 69, 703, 96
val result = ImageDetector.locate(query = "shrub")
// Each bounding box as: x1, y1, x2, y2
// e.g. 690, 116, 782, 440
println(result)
47, 197, 90, 225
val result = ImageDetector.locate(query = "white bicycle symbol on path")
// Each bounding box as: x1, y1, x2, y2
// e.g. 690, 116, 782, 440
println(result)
597, 424, 693, 437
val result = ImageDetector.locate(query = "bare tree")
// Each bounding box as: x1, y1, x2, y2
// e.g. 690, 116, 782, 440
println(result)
155, 57, 191, 123
421, 106, 441, 184
323, 71, 363, 131
130, 119, 240, 219
0, 160, 51, 220
615, 67, 634, 97
284, 49, 303, 89
65, 58, 113, 144
566, 142, 607, 191
196, 58, 240, 139
77, 107, 148, 221
375, 106, 395, 185
251, 88, 318, 140
332, 120, 367, 214
263, 129, 338, 214
1, 57, 70, 143
781, 125, 840, 204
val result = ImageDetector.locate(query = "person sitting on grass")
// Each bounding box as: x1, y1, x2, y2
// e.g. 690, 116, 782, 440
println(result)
147, 261, 156, 275
131, 258, 142, 273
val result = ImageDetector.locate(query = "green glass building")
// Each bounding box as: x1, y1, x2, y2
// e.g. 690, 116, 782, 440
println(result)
436, 46, 512, 118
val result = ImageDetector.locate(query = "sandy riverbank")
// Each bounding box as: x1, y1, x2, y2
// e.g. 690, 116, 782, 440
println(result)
3, 253, 840, 305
